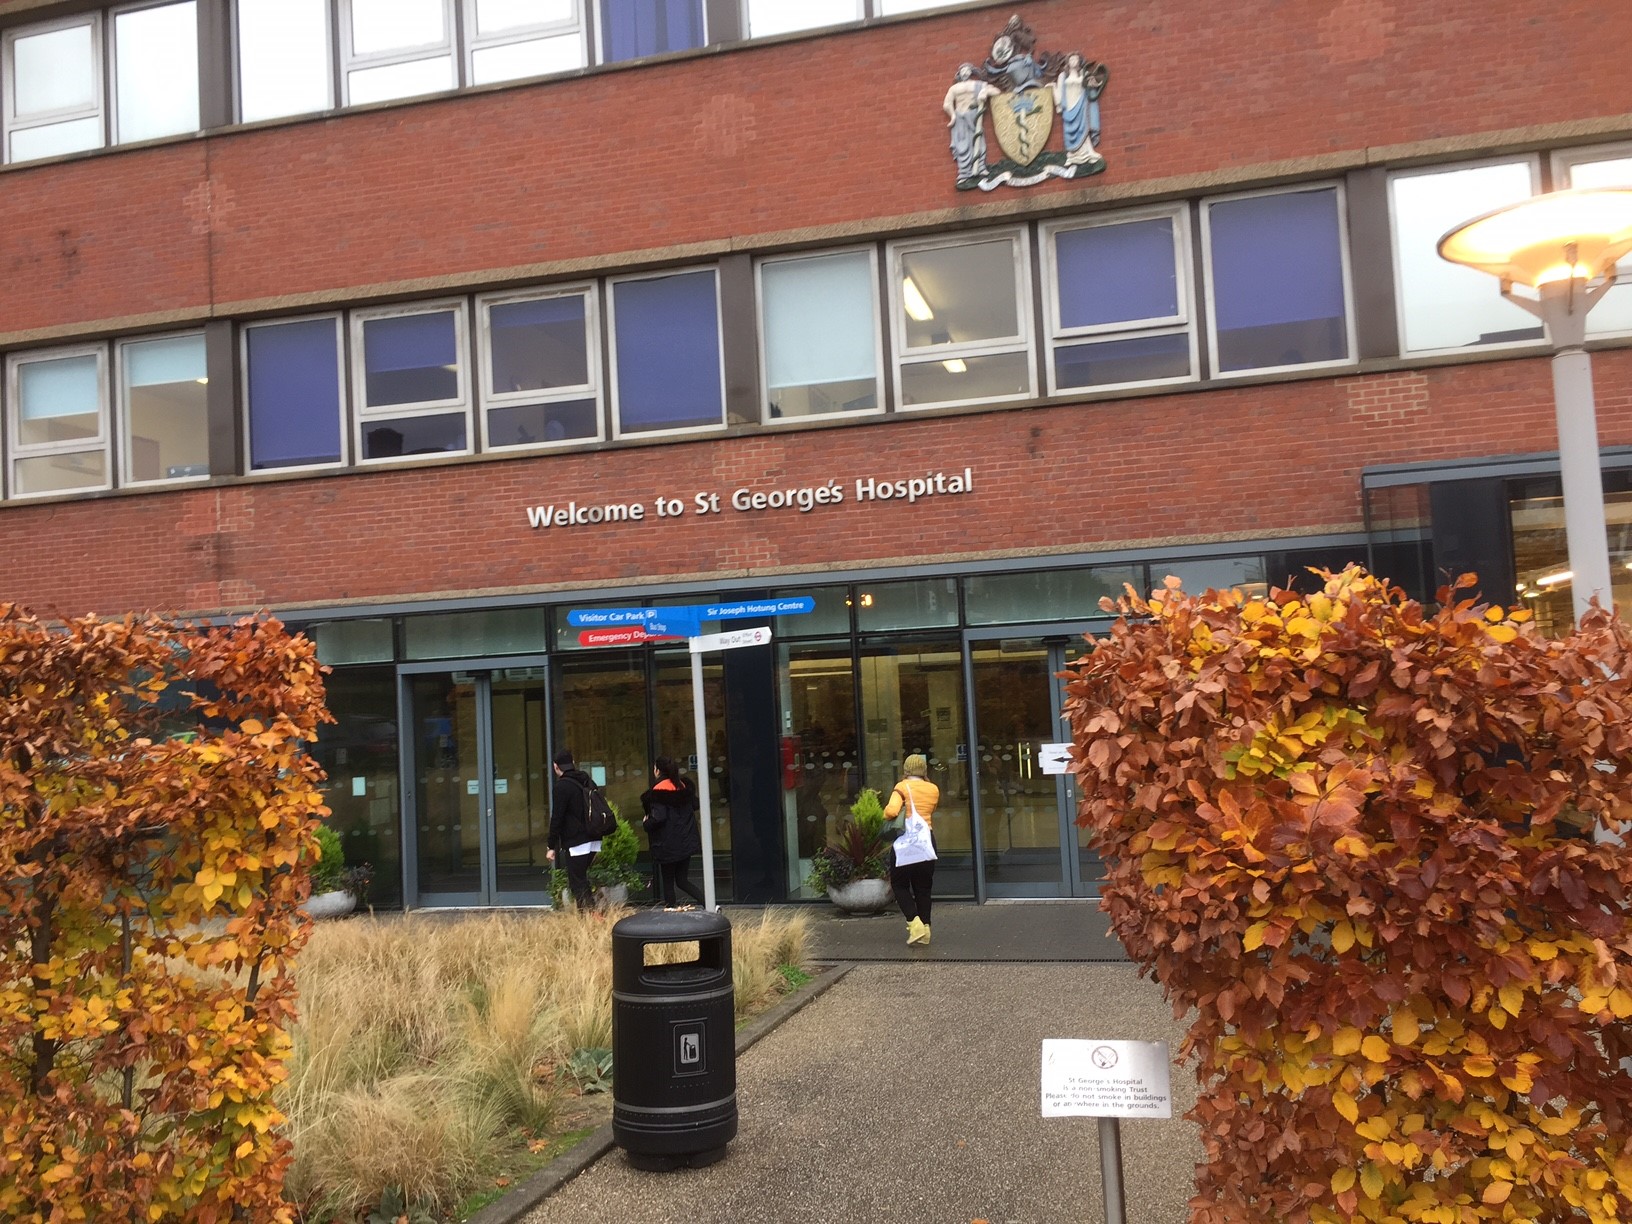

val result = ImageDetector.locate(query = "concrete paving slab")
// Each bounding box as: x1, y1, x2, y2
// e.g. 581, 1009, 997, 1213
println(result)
799, 899, 1129, 963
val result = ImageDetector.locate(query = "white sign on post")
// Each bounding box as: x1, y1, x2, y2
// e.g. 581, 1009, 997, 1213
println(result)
1041, 1039, 1172, 1118
690, 626, 772, 654
1039, 742, 1074, 775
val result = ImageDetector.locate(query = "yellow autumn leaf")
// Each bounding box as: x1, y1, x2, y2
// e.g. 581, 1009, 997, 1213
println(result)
1463, 1055, 1496, 1078
1361, 1035, 1390, 1063
1332, 922, 1356, 954
1609, 988, 1632, 1018
240, 718, 265, 735
1485, 623, 1519, 644
1483, 1181, 1514, 1205
1498, 983, 1524, 1016
1243, 922, 1268, 951
1332, 1028, 1363, 1057
1360, 1163, 1385, 1199
1333, 1090, 1360, 1124
1332, 1167, 1357, 1193
1392, 1010, 1420, 1045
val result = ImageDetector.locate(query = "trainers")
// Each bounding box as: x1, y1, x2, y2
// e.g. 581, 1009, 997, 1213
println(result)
920, 923, 931, 946
907, 917, 928, 945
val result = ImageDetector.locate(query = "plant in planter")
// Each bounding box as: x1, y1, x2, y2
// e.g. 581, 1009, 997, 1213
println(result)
587, 814, 643, 908
306, 823, 369, 919
805, 787, 894, 913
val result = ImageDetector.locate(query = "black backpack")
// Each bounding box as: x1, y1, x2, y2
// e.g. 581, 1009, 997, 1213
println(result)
579, 780, 618, 839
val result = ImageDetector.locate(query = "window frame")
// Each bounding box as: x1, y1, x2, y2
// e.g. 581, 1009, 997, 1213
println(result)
886, 226, 1035, 412
240, 312, 349, 475
233, 0, 337, 124
1550, 143, 1632, 342
754, 244, 885, 426
115, 329, 212, 488
1386, 154, 1545, 358
350, 299, 474, 463
108, 0, 202, 147
1041, 203, 1197, 396
4, 343, 112, 500
606, 263, 728, 440
476, 283, 604, 451
1, 12, 106, 164
462, 0, 588, 85
338, 0, 459, 105
1199, 181, 1358, 379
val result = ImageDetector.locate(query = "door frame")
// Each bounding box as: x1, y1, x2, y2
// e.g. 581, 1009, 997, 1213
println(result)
963, 624, 1098, 902
398, 655, 552, 910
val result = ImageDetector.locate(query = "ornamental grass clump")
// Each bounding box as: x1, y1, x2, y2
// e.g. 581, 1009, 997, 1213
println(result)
1065, 566, 1632, 1224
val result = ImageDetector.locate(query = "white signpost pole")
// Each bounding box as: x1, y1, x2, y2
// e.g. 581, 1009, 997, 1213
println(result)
687, 626, 773, 911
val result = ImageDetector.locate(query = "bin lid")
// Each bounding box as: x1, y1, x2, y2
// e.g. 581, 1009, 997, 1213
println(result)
612, 909, 731, 942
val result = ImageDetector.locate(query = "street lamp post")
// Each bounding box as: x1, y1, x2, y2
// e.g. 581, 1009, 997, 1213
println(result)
1439, 188, 1632, 623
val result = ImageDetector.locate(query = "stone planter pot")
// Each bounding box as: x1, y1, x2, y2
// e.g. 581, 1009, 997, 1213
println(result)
307, 889, 356, 920
595, 883, 630, 909
827, 878, 892, 914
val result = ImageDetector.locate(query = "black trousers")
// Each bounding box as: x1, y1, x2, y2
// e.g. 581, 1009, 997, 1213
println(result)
890, 859, 934, 924
564, 850, 595, 907
654, 857, 705, 906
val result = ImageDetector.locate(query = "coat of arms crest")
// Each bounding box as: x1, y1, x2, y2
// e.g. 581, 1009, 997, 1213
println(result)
943, 15, 1108, 192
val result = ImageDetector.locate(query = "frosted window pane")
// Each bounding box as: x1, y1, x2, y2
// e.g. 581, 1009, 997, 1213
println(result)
350, 0, 446, 55
1392, 163, 1542, 352
18, 356, 100, 444
115, 2, 200, 143
348, 57, 455, 104
238, 0, 332, 122
471, 35, 582, 83
125, 335, 205, 386
475, 0, 576, 34
763, 252, 876, 389
746, 0, 858, 37
1565, 158, 1632, 336
10, 117, 103, 161
12, 24, 97, 116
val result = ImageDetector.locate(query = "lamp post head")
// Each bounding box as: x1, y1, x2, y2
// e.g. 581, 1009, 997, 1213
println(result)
1438, 187, 1632, 290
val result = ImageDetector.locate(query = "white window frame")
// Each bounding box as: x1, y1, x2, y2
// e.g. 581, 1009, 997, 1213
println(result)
240, 312, 349, 475
462, 0, 587, 84
1199, 181, 1358, 379
1550, 143, 1632, 341
1041, 204, 1197, 396
339, 0, 458, 104
350, 299, 473, 463
1387, 155, 1545, 358
476, 283, 603, 451
108, 0, 201, 147
741, 0, 862, 40
887, 227, 1035, 412
2, 13, 105, 165
593, 0, 709, 65
754, 245, 884, 425
233, 0, 336, 124
5, 344, 112, 500
115, 330, 211, 488
606, 264, 728, 440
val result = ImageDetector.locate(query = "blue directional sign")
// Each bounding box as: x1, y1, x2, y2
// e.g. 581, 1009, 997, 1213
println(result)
567, 607, 655, 627
700, 596, 815, 620
645, 611, 704, 639
570, 597, 815, 635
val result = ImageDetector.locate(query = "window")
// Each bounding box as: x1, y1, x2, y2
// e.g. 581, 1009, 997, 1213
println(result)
6, 347, 109, 497
1202, 185, 1353, 375
478, 287, 601, 448
237, 0, 334, 122
244, 316, 345, 471
1044, 207, 1194, 392
113, 1, 200, 144
352, 303, 471, 460
889, 231, 1033, 409
342, 0, 457, 105
119, 333, 209, 485
744, 0, 859, 38
3, 15, 104, 162
609, 268, 724, 435
758, 249, 881, 421
465, 0, 586, 84
1389, 159, 1543, 353
964, 566, 1138, 625
599, 0, 705, 63
1553, 145, 1632, 338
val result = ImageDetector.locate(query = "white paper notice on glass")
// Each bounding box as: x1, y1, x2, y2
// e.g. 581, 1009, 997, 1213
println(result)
1039, 743, 1074, 775
1041, 1039, 1172, 1118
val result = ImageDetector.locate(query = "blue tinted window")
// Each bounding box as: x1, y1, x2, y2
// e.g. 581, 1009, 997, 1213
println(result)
1055, 218, 1178, 328
363, 310, 459, 406
1208, 188, 1348, 372
612, 270, 722, 433
246, 319, 342, 469
602, 0, 703, 62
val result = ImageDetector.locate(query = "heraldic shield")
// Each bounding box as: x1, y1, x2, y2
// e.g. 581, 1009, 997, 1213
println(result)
989, 85, 1054, 168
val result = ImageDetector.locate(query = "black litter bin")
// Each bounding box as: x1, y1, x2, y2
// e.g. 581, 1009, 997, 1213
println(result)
610, 909, 737, 1170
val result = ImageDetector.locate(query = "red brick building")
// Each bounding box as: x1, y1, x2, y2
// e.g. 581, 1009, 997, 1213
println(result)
3, 0, 1630, 906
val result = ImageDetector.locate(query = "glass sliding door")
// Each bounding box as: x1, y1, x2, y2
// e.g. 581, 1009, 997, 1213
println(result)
404, 660, 551, 907
779, 640, 860, 899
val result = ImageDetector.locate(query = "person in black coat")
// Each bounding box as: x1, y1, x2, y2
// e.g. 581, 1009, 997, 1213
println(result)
548, 748, 599, 908
640, 755, 704, 909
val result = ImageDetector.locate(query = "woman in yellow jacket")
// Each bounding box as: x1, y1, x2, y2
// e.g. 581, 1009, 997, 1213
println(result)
883, 753, 940, 946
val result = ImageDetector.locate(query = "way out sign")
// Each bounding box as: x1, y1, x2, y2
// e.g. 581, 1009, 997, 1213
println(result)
1041, 1039, 1171, 1118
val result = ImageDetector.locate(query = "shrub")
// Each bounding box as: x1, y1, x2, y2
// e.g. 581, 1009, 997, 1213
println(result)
804, 788, 892, 896
1065, 567, 1632, 1223
312, 822, 346, 895
586, 814, 643, 893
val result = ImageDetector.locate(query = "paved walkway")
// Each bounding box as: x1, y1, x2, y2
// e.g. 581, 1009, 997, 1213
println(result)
498, 904, 1204, 1224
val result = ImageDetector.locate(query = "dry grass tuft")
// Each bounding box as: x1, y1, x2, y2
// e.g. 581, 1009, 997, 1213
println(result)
283, 906, 811, 1219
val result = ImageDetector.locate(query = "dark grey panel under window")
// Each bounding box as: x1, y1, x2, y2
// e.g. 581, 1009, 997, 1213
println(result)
404, 608, 549, 660
362, 413, 466, 458
855, 578, 959, 631
1055, 333, 1190, 389
1209, 188, 1349, 372
312, 617, 395, 665
363, 311, 459, 406
964, 566, 1139, 625
489, 399, 597, 447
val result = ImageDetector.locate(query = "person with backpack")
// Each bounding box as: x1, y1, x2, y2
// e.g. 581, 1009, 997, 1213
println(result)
640, 755, 704, 909
548, 748, 603, 909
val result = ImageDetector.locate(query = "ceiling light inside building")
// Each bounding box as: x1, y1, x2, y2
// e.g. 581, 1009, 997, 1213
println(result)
1536, 570, 1574, 587
942, 358, 968, 373
902, 276, 934, 321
